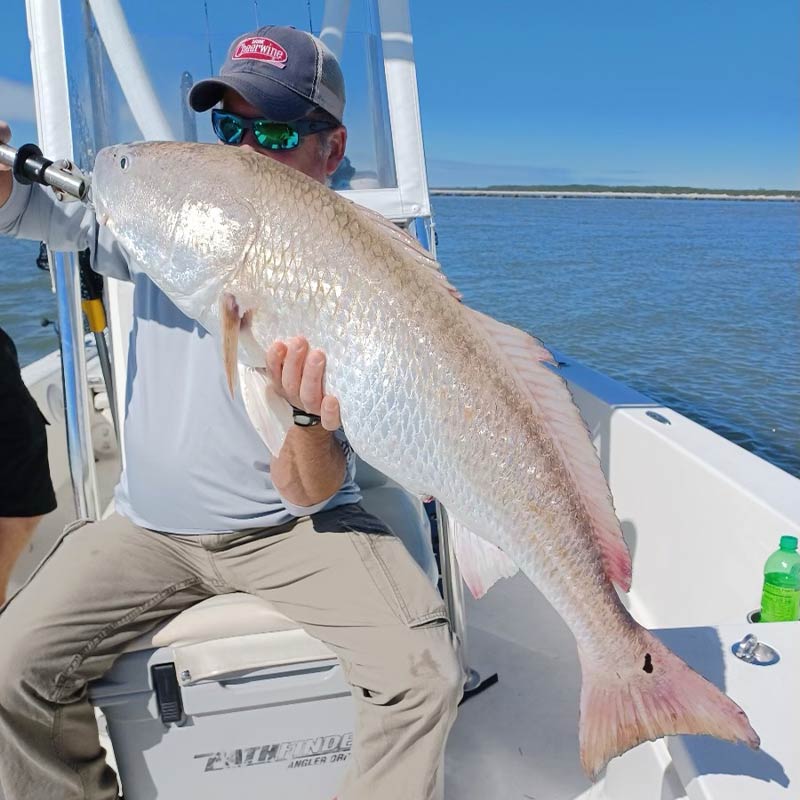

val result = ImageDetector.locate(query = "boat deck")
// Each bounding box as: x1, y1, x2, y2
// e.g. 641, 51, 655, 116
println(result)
445, 576, 797, 800
445, 575, 594, 800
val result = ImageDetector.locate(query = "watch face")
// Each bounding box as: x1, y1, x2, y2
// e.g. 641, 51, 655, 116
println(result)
292, 409, 321, 427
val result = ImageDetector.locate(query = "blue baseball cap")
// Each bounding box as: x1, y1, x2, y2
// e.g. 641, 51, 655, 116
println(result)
189, 26, 345, 123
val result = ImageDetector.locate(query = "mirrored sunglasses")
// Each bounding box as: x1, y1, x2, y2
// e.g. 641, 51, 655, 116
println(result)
212, 109, 337, 151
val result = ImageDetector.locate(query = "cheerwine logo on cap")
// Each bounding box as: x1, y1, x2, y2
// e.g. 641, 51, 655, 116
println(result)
232, 37, 288, 68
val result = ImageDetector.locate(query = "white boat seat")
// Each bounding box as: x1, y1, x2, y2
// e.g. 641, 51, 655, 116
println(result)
117, 459, 437, 683
128, 594, 338, 684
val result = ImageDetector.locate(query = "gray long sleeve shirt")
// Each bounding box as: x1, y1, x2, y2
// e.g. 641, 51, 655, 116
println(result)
0, 179, 360, 533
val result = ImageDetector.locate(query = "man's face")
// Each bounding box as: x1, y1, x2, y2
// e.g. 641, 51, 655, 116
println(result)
220, 90, 346, 184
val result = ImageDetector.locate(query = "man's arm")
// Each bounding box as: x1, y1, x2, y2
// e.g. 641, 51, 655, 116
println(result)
267, 336, 346, 508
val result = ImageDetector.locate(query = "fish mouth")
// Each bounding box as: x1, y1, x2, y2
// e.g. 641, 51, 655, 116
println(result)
91, 145, 118, 226
93, 193, 111, 228
89, 180, 111, 228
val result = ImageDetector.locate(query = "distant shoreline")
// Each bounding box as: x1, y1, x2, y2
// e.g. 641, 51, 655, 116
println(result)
430, 187, 798, 202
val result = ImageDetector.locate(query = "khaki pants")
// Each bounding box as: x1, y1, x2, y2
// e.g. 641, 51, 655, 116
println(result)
0, 504, 462, 800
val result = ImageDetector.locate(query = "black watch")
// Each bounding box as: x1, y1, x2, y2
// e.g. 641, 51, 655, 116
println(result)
292, 406, 322, 427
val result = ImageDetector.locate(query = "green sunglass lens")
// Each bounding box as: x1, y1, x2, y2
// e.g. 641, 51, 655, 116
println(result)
253, 122, 300, 150
218, 115, 244, 142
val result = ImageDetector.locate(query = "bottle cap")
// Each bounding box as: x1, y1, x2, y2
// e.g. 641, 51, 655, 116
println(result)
779, 535, 798, 550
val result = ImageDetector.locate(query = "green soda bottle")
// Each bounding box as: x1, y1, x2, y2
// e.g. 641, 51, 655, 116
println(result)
759, 535, 800, 622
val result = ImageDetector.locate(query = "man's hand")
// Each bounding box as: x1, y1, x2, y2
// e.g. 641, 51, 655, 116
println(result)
266, 336, 347, 508
1, 121, 13, 208
0, 120, 12, 171
266, 336, 342, 431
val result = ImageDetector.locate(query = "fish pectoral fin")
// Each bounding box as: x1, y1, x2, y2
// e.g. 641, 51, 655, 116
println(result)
450, 517, 519, 599
238, 365, 293, 456
221, 293, 244, 396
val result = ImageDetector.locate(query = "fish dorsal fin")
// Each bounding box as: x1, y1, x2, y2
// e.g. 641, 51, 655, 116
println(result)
468, 309, 632, 592
449, 516, 519, 599
350, 201, 463, 300
238, 365, 293, 457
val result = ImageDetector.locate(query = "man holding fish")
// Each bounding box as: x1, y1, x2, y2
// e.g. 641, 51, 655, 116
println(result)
0, 26, 462, 800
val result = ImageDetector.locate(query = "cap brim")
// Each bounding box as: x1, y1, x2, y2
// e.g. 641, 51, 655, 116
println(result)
188, 74, 318, 122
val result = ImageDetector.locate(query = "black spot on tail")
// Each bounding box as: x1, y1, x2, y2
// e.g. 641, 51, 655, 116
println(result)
643, 653, 654, 673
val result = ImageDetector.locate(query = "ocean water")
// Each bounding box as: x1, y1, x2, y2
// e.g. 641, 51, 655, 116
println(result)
0, 238, 60, 363
432, 196, 800, 478
0, 196, 798, 477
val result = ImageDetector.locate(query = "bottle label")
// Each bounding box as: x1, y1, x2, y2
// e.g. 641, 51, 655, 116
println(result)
760, 583, 800, 622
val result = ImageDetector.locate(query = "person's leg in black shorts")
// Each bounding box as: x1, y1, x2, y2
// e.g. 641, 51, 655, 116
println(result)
0, 327, 57, 605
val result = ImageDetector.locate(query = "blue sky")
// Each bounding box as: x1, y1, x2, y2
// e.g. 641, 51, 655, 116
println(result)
1, 0, 797, 189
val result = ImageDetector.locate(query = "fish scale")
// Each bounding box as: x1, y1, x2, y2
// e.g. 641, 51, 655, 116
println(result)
92, 140, 760, 779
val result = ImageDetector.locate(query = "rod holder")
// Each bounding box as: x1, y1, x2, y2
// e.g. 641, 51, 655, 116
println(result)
0, 142, 90, 201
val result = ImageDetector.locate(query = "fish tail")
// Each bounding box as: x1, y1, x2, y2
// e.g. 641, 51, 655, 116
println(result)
577, 628, 759, 780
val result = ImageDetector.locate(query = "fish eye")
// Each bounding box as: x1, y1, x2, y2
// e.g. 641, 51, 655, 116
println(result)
119, 155, 131, 171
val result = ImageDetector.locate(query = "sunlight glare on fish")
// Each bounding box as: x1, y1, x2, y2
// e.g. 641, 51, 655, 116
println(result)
177, 202, 231, 257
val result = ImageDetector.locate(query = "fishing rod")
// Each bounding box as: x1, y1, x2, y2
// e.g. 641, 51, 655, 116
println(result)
1, 141, 118, 438
78, 248, 119, 438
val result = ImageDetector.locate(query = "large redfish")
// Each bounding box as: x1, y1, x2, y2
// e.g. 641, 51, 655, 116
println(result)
92, 141, 759, 777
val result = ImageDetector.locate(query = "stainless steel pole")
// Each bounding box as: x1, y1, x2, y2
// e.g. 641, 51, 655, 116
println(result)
436, 502, 481, 691
53, 251, 98, 519
180, 72, 198, 142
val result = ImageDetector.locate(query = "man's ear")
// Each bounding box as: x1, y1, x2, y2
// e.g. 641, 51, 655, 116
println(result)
326, 127, 348, 176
